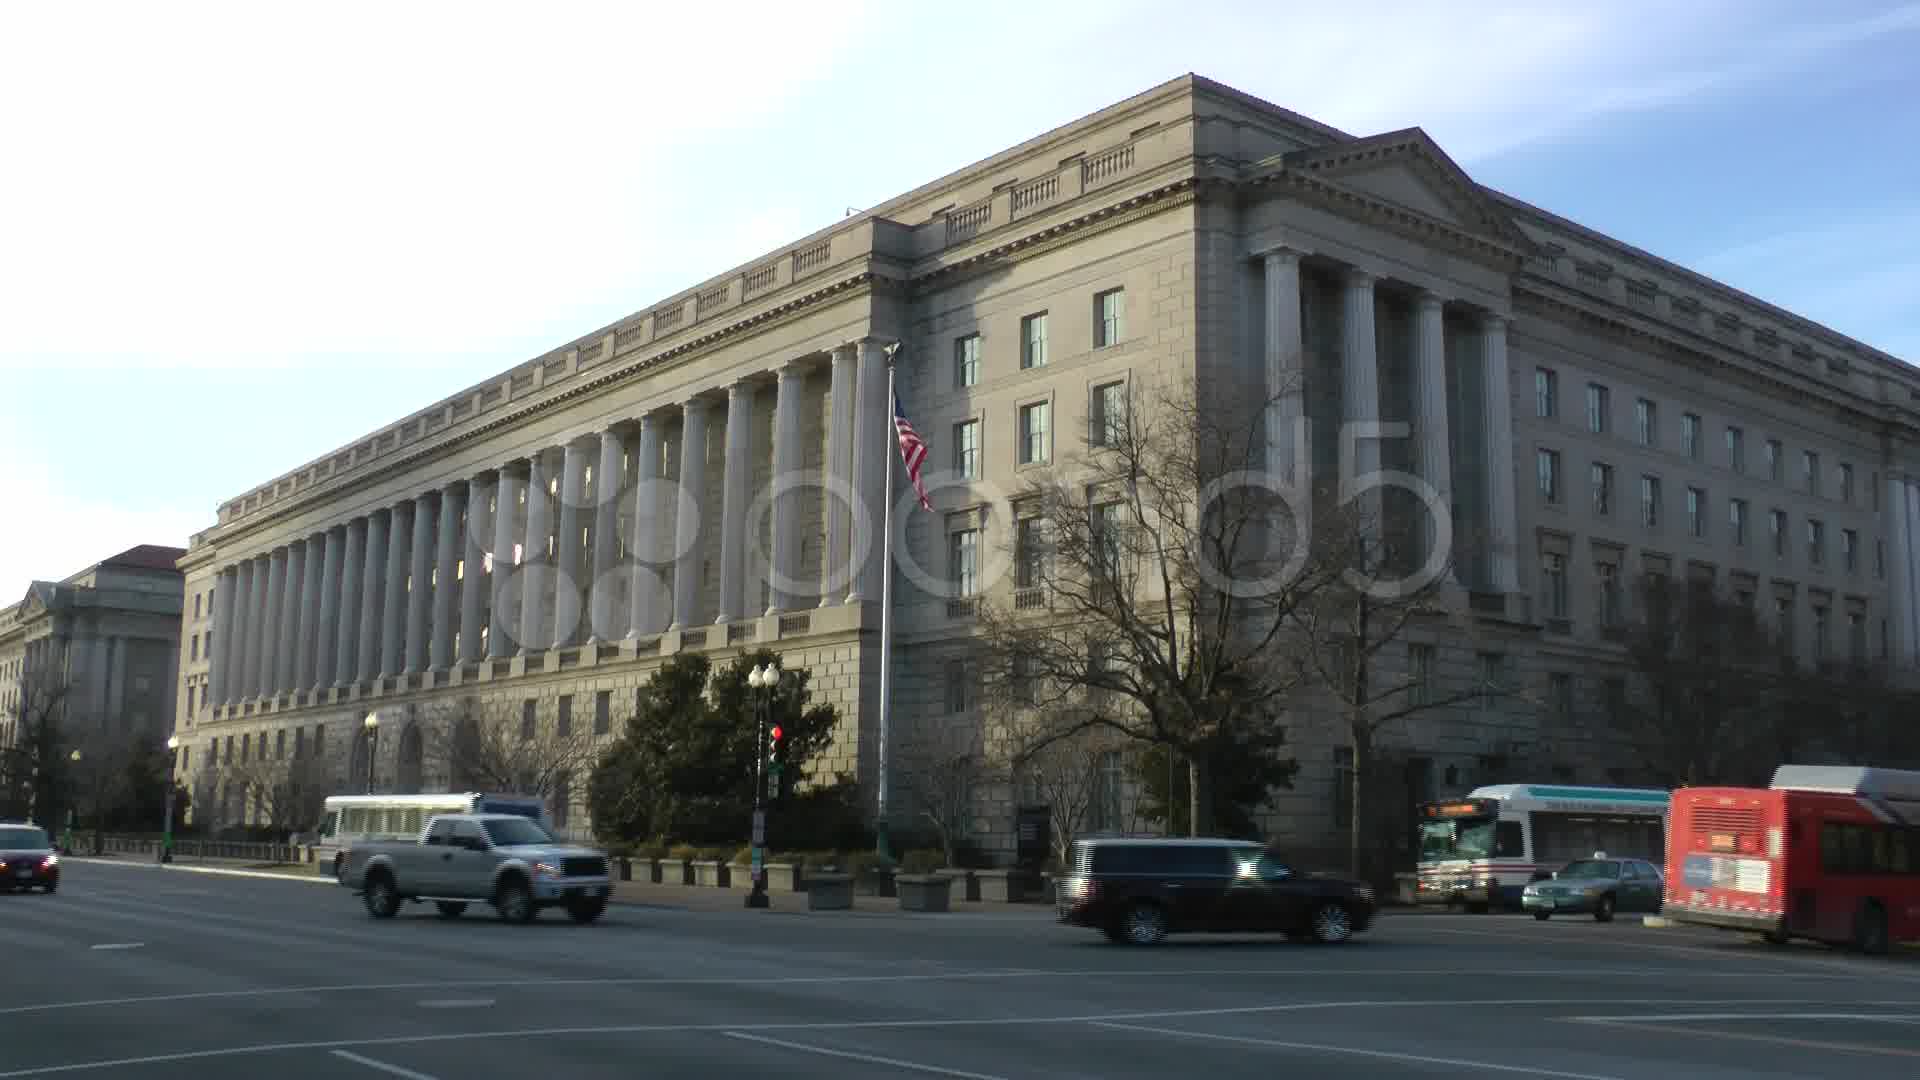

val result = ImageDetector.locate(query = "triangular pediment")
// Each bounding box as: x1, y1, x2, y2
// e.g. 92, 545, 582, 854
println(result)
1282, 128, 1533, 252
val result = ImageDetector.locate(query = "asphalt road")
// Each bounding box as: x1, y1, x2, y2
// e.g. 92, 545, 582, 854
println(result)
2, 861, 1918, 1079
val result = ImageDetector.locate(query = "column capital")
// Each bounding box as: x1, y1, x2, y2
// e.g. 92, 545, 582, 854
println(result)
1413, 288, 1446, 312
1344, 266, 1377, 288
1484, 310, 1510, 332
776, 359, 807, 381
830, 342, 859, 361
1253, 243, 1303, 263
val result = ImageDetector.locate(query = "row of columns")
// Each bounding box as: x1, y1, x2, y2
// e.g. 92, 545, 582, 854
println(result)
1259, 244, 1517, 592
206, 338, 896, 709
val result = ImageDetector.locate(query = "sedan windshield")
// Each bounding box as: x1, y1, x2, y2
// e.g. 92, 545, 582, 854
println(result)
482, 818, 555, 847
0, 826, 50, 850
1557, 860, 1620, 880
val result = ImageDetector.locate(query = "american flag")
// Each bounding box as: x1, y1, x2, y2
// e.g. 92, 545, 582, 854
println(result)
893, 390, 932, 511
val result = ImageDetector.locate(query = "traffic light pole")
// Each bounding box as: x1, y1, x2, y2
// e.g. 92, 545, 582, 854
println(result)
745, 679, 770, 910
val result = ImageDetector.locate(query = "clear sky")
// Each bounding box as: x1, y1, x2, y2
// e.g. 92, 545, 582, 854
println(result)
2, 1, 1915, 603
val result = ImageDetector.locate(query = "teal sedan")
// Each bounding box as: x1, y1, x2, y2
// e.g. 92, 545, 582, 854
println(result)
1521, 857, 1665, 922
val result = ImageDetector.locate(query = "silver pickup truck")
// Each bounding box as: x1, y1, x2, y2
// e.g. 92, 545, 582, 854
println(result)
340, 812, 612, 924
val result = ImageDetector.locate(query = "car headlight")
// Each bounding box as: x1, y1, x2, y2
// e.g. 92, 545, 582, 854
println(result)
40, 854, 57, 868
533, 861, 561, 879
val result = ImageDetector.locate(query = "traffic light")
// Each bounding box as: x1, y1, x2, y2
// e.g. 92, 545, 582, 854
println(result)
767, 724, 785, 796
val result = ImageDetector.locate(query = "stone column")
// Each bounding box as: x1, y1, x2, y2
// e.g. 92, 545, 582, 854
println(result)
629, 414, 666, 637
1888, 474, 1917, 665
459, 473, 490, 664
1261, 247, 1306, 489
313, 526, 342, 690
431, 483, 463, 669
589, 426, 626, 642
357, 510, 388, 683
846, 338, 890, 604
671, 399, 711, 629
717, 380, 756, 623
768, 362, 804, 614
489, 464, 525, 659
404, 492, 436, 674
336, 518, 366, 685
297, 532, 324, 689
520, 451, 553, 654
381, 501, 412, 677
1341, 268, 1383, 532
554, 440, 591, 647
278, 540, 306, 694
1411, 289, 1455, 575
260, 548, 286, 699
1480, 312, 1520, 593
211, 566, 237, 705
821, 344, 856, 608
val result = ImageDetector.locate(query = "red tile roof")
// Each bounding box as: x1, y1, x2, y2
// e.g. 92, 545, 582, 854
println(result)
99, 544, 188, 573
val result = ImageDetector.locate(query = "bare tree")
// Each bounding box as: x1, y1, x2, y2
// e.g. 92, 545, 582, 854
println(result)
69, 730, 134, 853
1000, 710, 1136, 865
895, 720, 995, 866
1, 668, 70, 820
221, 751, 330, 836
975, 373, 1337, 835
432, 705, 602, 805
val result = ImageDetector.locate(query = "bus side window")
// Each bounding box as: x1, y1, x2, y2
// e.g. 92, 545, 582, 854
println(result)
1493, 821, 1524, 858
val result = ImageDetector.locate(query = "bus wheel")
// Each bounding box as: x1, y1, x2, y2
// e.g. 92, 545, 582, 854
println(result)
1854, 903, 1889, 956
1465, 901, 1489, 915
1533, 911, 1550, 921
1760, 931, 1790, 946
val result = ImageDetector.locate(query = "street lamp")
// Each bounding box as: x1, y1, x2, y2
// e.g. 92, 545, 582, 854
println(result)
743, 662, 777, 910
363, 713, 380, 794
158, 736, 180, 864
65, 749, 80, 854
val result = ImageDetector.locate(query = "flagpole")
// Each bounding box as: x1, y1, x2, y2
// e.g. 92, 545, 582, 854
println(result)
875, 345, 899, 862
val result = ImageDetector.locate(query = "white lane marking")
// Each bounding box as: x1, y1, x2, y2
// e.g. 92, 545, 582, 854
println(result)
1568, 1012, 1920, 1024
723, 1031, 1009, 1079
87, 943, 143, 951
329, 1050, 443, 1080
1087, 1020, 1628, 1080
62, 858, 333, 885
416, 999, 494, 1009
0, 968, 1874, 1017
0, 997, 1892, 1077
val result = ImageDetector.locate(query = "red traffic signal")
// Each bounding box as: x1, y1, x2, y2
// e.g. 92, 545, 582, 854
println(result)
769, 724, 783, 742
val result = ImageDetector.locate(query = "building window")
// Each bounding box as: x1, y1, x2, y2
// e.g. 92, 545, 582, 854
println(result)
1770, 510, 1787, 556
1018, 401, 1051, 465
551, 773, 571, 830
1686, 486, 1706, 538
1765, 439, 1783, 481
1640, 475, 1661, 528
521, 699, 536, 739
185, 686, 195, 715
1812, 606, 1829, 661
1729, 498, 1748, 546
953, 419, 980, 480
949, 528, 979, 597
190, 635, 199, 662
1726, 426, 1745, 473
1537, 449, 1561, 503
1849, 612, 1867, 663
1803, 450, 1820, 495
1091, 381, 1126, 447
1843, 529, 1858, 573
1477, 653, 1504, 708
1095, 288, 1125, 347
1015, 516, 1044, 589
1596, 563, 1620, 628
556, 695, 573, 738
1681, 413, 1700, 459
1877, 539, 1886, 578
1535, 368, 1557, 418
1591, 462, 1612, 516
194, 594, 202, 620
1840, 463, 1854, 503
1807, 519, 1824, 566
1021, 313, 1048, 369
954, 334, 980, 388
1541, 553, 1567, 617
1634, 398, 1656, 447
1333, 746, 1354, 828
1548, 672, 1573, 716
944, 659, 968, 714
1092, 501, 1129, 582
594, 690, 611, 735
275, 729, 286, 758
1407, 643, 1434, 706
1586, 383, 1608, 433
1604, 678, 1627, 726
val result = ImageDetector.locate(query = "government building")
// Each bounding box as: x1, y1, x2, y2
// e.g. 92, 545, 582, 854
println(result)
170, 75, 1917, 863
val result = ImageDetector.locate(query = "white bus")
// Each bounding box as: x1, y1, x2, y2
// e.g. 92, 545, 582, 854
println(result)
310, 792, 548, 879
1414, 783, 1670, 911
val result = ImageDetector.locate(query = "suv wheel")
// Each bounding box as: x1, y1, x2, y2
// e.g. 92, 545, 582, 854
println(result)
1123, 902, 1168, 945
495, 880, 535, 924
1310, 902, 1353, 944
363, 875, 400, 919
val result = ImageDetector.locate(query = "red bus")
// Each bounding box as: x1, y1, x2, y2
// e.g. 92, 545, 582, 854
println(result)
1664, 765, 1920, 954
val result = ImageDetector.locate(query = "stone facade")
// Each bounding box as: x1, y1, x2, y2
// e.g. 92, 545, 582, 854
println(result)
172, 75, 1916, 864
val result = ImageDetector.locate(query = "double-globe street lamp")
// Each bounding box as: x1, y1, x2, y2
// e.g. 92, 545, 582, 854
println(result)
743, 662, 780, 910
363, 713, 380, 794
157, 735, 180, 863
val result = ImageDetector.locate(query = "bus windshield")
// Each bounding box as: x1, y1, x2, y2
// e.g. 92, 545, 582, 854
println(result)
1420, 818, 1522, 861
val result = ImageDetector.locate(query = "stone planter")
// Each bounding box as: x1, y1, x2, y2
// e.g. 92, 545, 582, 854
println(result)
974, 868, 1021, 903
615, 857, 633, 881
807, 872, 853, 911
727, 863, 753, 889
940, 868, 980, 902
766, 862, 802, 892
658, 858, 692, 886
896, 874, 953, 913
644, 858, 665, 885
855, 865, 896, 898
692, 860, 729, 887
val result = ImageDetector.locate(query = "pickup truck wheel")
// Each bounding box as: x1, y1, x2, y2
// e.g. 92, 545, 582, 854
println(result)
435, 901, 468, 919
495, 880, 536, 924
363, 875, 401, 919
567, 898, 606, 924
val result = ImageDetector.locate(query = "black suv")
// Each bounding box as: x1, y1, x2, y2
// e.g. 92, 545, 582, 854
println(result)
1057, 837, 1375, 945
